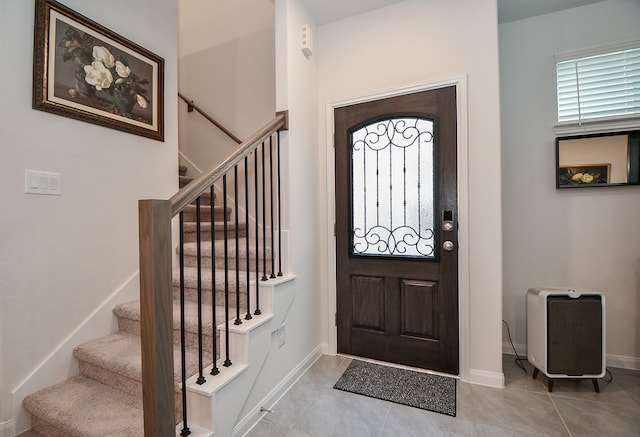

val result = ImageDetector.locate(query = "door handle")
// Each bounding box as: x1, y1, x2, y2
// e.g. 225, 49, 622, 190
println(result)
443, 240, 455, 252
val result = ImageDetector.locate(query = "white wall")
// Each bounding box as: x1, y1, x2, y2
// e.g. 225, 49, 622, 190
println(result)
178, 0, 275, 174
317, 0, 504, 385
500, 0, 640, 367
234, 0, 325, 421
0, 0, 178, 433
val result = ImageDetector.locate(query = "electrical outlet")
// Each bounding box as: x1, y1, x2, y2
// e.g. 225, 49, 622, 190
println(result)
277, 323, 286, 347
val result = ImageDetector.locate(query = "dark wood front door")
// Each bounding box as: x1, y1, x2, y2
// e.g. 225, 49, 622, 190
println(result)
335, 86, 458, 374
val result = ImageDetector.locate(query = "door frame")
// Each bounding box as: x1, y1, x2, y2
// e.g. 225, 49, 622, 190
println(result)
324, 75, 470, 381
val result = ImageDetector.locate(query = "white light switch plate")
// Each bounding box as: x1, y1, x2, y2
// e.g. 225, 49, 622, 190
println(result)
25, 170, 62, 195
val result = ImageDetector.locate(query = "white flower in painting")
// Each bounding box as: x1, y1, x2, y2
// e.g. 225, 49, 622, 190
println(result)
84, 61, 113, 90
581, 173, 594, 183
136, 94, 148, 109
92, 46, 115, 68
115, 61, 131, 78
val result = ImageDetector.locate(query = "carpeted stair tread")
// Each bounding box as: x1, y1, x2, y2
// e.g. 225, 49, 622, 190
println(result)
73, 332, 208, 389
182, 221, 248, 233
180, 238, 272, 258
114, 300, 234, 336
185, 192, 213, 206
179, 239, 271, 272
182, 222, 248, 242
23, 376, 143, 437
172, 266, 249, 291
74, 333, 144, 383
182, 204, 229, 222
183, 203, 228, 214
179, 175, 193, 187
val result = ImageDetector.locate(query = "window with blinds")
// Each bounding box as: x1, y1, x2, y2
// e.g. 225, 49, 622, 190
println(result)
556, 45, 640, 124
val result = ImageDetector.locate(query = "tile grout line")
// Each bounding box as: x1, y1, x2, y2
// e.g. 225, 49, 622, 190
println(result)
299, 359, 357, 432
377, 401, 393, 437
548, 393, 573, 437
277, 379, 325, 435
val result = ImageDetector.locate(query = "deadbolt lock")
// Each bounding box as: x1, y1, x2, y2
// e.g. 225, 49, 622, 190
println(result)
442, 210, 455, 231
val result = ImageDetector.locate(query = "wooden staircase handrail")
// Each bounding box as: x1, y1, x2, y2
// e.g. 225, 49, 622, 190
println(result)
170, 111, 288, 216
178, 93, 243, 145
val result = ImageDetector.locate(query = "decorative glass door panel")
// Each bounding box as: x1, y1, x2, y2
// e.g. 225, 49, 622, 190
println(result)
351, 117, 435, 258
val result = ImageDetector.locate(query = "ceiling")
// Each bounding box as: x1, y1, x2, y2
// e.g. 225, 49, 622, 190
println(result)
295, 0, 403, 25
497, 0, 606, 23
296, 0, 608, 25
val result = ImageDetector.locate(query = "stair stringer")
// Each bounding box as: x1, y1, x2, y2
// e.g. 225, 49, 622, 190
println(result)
181, 275, 296, 436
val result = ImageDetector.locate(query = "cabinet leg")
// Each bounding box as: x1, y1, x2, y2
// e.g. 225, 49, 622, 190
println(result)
548, 379, 554, 392
532, 367, 539, 379
592, 379, 600, 393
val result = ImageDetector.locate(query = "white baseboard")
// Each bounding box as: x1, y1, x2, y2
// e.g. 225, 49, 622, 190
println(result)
11, 271, 140, 435
233, 344, 324, 437
468, 369, 505, 388
0, 419, 14, 437
502, 341, 527, 357
606, 354, 640, 370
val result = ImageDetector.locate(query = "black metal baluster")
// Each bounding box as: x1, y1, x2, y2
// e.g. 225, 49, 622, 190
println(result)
210, 185, 219, 376
403, 146, 407, 225
277, 131, 283, 277
389, 133, 393, 236
223, 175, 232, 367
234, 166, 242, 326
269, 136, 276, 279
245, 157, 252, 320
261, 141, 268, 282
179, 212, 191, 436
376, 151, 380, 225
195, 198, 206, 385
254, 150, 262, 315
363, 135, 367, 235
418, 136, 422, 241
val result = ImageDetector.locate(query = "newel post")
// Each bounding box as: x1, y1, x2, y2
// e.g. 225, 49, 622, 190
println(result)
138, 199, 176, 436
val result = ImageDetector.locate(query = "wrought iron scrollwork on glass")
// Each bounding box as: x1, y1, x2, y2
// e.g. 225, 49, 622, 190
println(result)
351, 117, 436, 258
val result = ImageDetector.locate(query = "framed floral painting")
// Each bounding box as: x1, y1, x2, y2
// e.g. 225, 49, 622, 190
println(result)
33, 0, 164, 141
558, 164, 611, 187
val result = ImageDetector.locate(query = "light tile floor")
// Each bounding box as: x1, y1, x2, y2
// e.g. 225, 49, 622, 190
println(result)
246, 354, 640, 437
17, 354, 640, 437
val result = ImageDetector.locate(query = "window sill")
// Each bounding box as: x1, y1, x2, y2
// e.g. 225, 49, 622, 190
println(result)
555, 117, 640, 136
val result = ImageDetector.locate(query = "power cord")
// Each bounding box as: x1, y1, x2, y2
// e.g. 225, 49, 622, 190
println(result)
502, 320, 527, 374
603, 367, 613, 383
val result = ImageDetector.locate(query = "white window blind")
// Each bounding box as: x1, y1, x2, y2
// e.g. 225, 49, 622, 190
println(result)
556, 46, 640, 124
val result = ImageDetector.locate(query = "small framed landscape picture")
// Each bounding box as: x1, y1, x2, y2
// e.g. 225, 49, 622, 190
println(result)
33, 0, 164, 141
